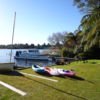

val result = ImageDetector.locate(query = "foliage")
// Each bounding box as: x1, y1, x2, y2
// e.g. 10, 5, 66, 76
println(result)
73, 0, 100, 59
61, 47, 75, 58
82, 45, 100, 59
64, 32, 80, 51
79, 6, 100, 51
73, 0, 100, 13
61, 47, 67, 57
0, 43, 51, 49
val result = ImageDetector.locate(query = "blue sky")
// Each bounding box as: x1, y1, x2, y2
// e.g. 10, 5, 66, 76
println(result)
0, 0, 83, 45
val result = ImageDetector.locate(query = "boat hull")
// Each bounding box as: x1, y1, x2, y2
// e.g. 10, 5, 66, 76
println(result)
14, 57, 51, 61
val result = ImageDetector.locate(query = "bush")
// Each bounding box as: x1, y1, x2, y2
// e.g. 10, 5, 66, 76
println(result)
61, 47, 75, 57
83, 46, 100, 59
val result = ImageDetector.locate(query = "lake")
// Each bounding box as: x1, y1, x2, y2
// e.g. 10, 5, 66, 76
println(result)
0, 49, 48, 63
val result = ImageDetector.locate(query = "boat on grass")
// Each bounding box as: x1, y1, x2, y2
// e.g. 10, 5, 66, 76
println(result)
32, 64, 75, 77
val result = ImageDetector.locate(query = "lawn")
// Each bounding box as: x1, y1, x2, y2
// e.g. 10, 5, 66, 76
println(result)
0, 60, 100, 100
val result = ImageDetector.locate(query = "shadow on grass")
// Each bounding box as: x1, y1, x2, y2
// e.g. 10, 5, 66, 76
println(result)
0, 71, 24, 76
69, 76, 85, 80
35, 72, 52, 77
0, 70, 95, 85
24, 76, 87, 100
68, 76, 95, 84
90, 62, 97, 64
34, 72, 73, 78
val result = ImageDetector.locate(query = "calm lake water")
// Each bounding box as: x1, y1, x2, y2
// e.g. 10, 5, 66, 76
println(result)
0, 49, 48, 63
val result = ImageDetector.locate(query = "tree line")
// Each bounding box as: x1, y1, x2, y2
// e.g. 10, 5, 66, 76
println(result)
48, 0, 100, 59
0, 43, 51, 49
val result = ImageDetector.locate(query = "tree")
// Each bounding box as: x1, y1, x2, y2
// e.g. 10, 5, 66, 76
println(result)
73, 0, 100, 59
48, 32, 66, 49
73, 0, 100, 13
77, 7, 100, 51
30, 44, 35, 48
61, 47, 75, 58
73, 0, 100, 51
64, 32, 79, 50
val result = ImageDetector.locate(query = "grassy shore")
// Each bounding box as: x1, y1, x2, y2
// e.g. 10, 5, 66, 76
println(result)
0, 60, 100, 100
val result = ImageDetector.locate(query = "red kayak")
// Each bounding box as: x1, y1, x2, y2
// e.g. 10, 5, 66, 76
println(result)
32, 65, 75, 76
44, 67, 75, 76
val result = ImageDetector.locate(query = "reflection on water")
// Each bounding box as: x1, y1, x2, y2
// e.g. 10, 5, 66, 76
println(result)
15, 59, 55, 67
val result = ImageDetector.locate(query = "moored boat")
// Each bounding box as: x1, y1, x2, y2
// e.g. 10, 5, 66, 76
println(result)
14, 49, 52, 61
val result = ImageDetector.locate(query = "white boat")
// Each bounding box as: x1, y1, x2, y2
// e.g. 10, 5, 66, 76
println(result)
14, 49, 52, 61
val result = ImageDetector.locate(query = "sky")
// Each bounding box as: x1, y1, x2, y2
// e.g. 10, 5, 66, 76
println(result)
0, 0, 83, 45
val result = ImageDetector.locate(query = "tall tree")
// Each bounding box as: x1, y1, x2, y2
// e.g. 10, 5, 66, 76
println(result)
74, 0, 100, 51
79, 7, 100, 50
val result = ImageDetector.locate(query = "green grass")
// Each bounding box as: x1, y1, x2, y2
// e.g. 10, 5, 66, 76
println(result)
0, 60, 100, 100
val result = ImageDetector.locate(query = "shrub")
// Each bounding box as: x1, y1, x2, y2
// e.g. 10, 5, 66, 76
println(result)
61, 47, 75, 57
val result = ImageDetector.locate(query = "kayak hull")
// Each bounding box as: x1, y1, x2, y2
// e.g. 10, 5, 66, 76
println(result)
32, 65, 75, 76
